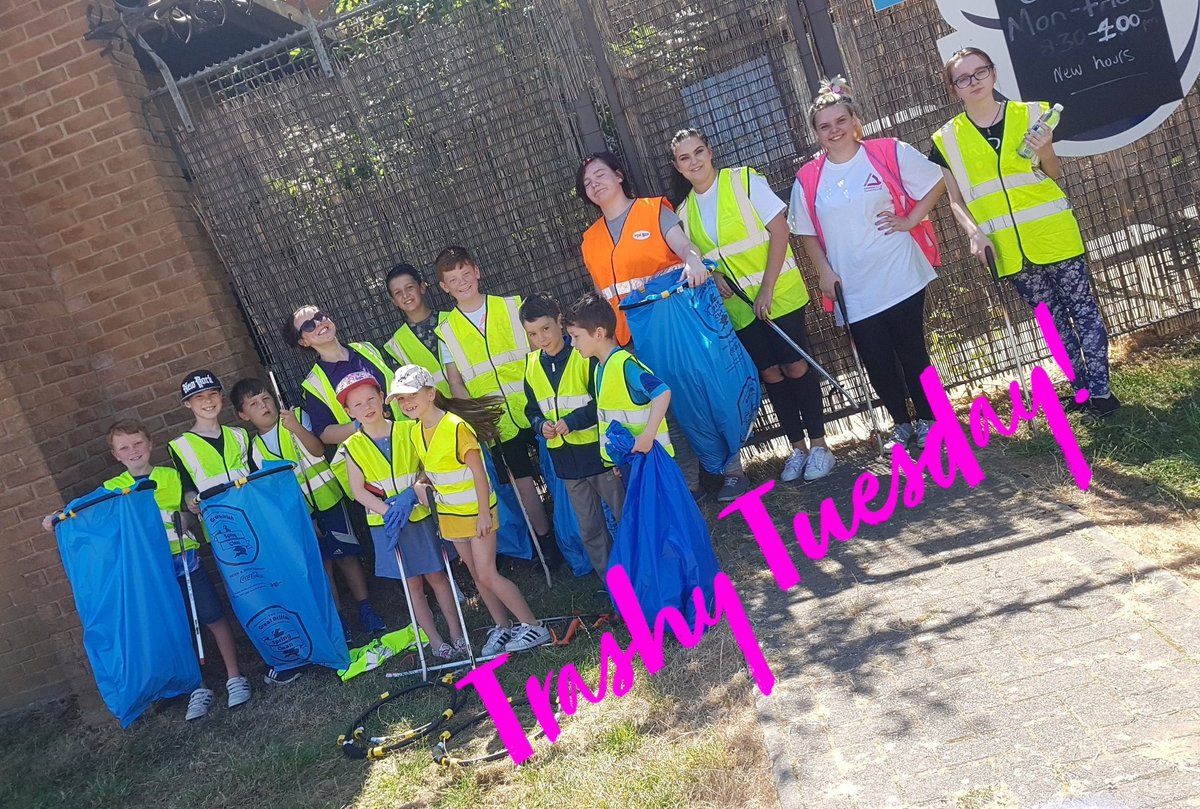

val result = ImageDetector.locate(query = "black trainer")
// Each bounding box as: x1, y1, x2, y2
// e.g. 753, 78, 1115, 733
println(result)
1082, 392, 1121, 423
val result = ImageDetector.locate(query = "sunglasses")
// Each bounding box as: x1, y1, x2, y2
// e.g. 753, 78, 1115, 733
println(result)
298, 311, 329, 334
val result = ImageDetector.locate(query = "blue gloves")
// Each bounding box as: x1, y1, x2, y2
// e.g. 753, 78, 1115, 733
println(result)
382, 489, 419, 552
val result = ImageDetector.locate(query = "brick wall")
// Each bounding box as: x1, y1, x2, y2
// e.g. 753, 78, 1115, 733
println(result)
0, 2, 263, 714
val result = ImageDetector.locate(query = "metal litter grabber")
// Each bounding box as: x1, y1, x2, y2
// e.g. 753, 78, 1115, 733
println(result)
833, 281, 886, 456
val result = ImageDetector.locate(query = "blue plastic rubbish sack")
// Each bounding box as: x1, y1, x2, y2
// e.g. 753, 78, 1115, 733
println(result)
604, 422, 719, 623
198, 465, 350, 672
482, 445, 533, 560
621, 268, 761, 475
54, 481, 201, 728
536, 436, 596, 577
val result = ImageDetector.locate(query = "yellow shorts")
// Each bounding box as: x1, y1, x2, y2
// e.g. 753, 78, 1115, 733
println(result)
438, 506, 499, 541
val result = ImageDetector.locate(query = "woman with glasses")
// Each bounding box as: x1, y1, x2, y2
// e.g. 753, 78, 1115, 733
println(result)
284, 305, 399, 446
790, 77, 947, 452
932, 47, 1118, 421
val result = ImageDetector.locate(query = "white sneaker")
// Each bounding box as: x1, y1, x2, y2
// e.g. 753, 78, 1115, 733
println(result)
226, 676, 251, 709
802, 447, 836, 481
780, 448, 807, 482
482, 625, 512, 657
185, 687, 214, 721
504, 622, 551, 653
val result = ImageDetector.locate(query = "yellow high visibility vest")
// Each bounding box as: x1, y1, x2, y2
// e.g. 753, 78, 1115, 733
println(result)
524, 348, 599, 449
680, 166, 810, 330
436, 296, 531, 442
301, 342, 402, 424
384, 314, 451, 397
168, 426, 251, 493
413, 412, 497, 517
103, 467, 200, 556
933, 102, 1085, 278
594, 348, 673, 467
341, 421, 430, 527
251, 409, 342, 513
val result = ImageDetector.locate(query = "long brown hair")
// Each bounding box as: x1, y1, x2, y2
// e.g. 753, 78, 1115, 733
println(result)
434, 392, 504, 446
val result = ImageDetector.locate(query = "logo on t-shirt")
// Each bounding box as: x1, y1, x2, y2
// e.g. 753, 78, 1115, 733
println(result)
863, 172, 885, 192
631, 230, 652, 241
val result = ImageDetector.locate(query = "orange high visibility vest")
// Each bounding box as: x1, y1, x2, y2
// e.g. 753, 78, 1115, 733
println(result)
581, 197, 682, 346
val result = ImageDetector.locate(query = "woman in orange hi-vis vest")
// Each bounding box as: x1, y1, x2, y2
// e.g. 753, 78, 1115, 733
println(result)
576, 151, 749, 503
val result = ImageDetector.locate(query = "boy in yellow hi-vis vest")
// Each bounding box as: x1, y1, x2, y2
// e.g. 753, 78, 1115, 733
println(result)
230, 378, 386, 640
520, 293, 624, 577
563, 292, 674, 469
433, 245, 556, 564
43, 420, 250, 721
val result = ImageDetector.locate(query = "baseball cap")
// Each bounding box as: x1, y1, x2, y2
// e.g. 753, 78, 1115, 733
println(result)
387, 365, 436, 401
180, 370, 222, 401
335, 371, 382, 406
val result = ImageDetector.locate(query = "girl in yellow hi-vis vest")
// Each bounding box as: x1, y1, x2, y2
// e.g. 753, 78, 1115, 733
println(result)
335, 371, 467, 662
388, 365, 552, 658
671, 128, 834, 484
933, 47, 1118, 422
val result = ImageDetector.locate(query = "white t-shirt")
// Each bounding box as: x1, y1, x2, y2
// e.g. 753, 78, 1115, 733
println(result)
788, 142, 942, 323
440, 303, 488, 367
689, 170, 787, 241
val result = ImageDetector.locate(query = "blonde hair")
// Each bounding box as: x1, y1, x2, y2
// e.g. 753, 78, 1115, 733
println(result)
806, 76, 864, 141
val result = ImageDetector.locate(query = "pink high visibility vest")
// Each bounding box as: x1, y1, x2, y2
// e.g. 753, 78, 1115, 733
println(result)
796, 138, 941, 268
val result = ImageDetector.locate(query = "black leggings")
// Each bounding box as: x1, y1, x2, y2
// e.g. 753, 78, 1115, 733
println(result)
848, 288, 933, 425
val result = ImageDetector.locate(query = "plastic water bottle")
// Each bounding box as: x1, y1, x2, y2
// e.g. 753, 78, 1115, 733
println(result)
1017, 103, 1063, 159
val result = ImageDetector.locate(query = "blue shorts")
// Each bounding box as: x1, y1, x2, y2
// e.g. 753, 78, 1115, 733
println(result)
177, 562, 224, 626
314, 502, 362, 560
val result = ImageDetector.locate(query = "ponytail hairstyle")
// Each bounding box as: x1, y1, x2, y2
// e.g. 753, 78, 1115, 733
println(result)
433, 391, 504, 446
806, 75, 865, 142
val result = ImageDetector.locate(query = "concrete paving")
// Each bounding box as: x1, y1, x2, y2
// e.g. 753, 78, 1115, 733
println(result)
746, 463, 1200, 808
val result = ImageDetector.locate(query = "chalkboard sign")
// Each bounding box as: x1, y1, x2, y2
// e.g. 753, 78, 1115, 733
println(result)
996, 0, 1185, 140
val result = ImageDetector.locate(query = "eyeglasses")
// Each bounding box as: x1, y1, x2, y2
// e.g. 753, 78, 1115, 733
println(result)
952, 65, 994, 89
298, 311, 328, 333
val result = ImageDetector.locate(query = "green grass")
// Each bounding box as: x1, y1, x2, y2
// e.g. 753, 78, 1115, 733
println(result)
0, 542, 775, 809
1001, 332, 1200, 508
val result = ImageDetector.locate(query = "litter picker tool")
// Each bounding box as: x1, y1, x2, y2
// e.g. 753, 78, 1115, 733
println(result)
503, 464, 553, 588
984, 246, 1033, 416
268, 370, 321, 511
720, 271, 858, 406
173, 511, 205, 666
834, 281, 886, 456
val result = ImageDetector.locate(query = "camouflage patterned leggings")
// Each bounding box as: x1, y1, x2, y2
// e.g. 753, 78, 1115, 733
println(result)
1010, 255, 1112, 397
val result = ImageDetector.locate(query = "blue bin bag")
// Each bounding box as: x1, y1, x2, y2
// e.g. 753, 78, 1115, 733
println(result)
54, 482, 201, 728
536, 436, 595, 577
604, 422, 719, 624
621, 269, 761, 475
482, 445, 533, 560
198, 465, 350, 673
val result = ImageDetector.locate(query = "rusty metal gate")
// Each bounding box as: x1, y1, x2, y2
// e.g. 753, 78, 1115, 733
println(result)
146, 0, 1200, 438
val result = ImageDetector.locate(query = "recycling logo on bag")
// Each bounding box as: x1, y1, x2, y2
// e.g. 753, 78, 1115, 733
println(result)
204, 506, 261, 566
935, 0, 1198, 155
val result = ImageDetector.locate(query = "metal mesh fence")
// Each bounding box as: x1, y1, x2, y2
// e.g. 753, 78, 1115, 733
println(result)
148, 0, 1200, 440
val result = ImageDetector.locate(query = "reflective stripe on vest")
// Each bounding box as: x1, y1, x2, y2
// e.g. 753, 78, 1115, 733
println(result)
933, 102, 1084, 278
680, 166, 810, 330
342, 422, 430, 527
581, 197, 682, 346
103, 468, 200, 555
594, 349, 673, 466
301, 342, 402, 425
413, 412, 497, 516
251, 411, 342, 512
169, 427, 251, 493
524, 349, 599, 449
384, 316, 451, 397
436, 296, 531, 442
